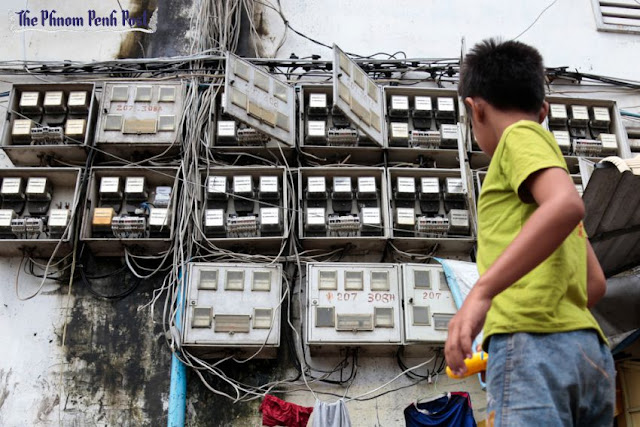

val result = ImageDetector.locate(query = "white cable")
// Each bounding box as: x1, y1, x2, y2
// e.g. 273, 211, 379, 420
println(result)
345, 354, 436, 402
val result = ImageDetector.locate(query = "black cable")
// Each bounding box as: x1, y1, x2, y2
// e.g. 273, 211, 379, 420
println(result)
78, 265, 141, 300
78, 264, 128, 279
24, 257, 68, 281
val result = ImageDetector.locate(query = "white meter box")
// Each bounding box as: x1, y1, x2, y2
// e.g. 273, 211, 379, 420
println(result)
1, 83, 97, 166
223, 53, 295, 147
542, 96, 630, 174
298, 167, 389, 252
80, 167, 178, 256
306, 263, 402, 348
201, 166, 288, 253
95, 81, 185, 161
383, 86, 465, 169
298, 84, 384, 165
402, 264, 457, 345
0, 168, 81, 257
388, 168, 476, 255
182, 262, 282, 358
470, 95, 631, 172
332, 45, 384, 148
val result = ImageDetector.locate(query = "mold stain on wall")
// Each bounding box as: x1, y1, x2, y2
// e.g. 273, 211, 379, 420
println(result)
59, 273, 170, 426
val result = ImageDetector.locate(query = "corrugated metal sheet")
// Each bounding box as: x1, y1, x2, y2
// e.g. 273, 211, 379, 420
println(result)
584, 161, 640, 277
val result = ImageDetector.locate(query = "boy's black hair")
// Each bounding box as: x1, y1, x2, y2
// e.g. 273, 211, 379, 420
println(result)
459, 39, 545, 114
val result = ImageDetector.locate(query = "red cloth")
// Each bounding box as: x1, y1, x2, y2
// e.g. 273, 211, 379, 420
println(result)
260, 394, 314, 427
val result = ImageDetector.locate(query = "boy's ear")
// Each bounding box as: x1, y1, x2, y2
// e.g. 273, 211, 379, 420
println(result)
538, 101, 549, 124
465, 97, 485, 124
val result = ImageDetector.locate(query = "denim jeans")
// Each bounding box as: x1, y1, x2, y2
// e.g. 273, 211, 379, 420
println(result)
486, 330, 615, 426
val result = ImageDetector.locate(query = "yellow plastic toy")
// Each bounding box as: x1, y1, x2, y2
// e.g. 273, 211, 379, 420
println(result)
446, 351, 488, 379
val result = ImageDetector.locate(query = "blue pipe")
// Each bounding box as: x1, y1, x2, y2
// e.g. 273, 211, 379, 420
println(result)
168, 269, 187, 427
621, 110, 640, 119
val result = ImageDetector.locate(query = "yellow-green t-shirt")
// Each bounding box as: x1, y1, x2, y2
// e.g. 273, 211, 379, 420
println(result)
478, 120, 606, 350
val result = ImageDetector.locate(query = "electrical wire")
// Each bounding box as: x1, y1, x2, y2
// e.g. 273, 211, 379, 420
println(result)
513, 0, 560, 40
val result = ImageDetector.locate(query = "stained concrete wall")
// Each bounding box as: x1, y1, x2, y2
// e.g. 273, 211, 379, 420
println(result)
1, 1, 639, 426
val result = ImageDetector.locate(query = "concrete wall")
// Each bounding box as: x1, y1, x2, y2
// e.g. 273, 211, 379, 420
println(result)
0, 1, 639, 426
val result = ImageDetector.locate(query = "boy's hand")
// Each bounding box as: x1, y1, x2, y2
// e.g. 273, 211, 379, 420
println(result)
445, 286, 492, 377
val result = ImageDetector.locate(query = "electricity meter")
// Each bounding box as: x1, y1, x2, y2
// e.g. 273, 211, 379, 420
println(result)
306, 177, 327, 200
153, 186, 172, 208
124, 177, 148, 201
217, 121, 237, 143
308, 93, 329, 116
99, 177, 122, 201
204, 209, 225, 235
68, 91, 90, 113
356, 177, 377, 200
258, 176, 279, 200
43, 91, 66, 114
395, 177, 416, 200
149, 207, 170, 236
92, 207, 115, 234
19, 91, 41, 113
389, 122, 409, 145
389, 95, 409, 118
206, 176, 228, 201
413, 96, 433, 118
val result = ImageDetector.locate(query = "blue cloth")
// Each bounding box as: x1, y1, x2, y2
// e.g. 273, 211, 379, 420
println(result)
486, 330, 615, 426
404, 392, 476, 427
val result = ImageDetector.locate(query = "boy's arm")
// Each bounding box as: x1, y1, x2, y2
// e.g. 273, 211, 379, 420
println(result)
445, 167, 584, 376
586, 239, 606, 308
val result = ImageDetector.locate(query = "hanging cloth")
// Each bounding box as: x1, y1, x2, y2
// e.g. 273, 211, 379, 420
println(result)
311, 399, 352, 427
403, 391, 477, 427
260, 394, 314, 427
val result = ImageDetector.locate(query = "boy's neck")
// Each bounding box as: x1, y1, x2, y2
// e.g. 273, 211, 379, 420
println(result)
485, 108, 540, 157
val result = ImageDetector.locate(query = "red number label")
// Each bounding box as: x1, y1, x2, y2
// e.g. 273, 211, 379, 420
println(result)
335, 292, 357, 301
422, 291, 442, 300
115, 104, 134, 111
138, 105, 162, 112
367, 293, 395, 303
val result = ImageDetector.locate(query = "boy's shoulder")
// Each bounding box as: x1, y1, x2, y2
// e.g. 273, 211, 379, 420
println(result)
485, 120, 566, 195
500, 120, 548, 142
497, 120, 561, 160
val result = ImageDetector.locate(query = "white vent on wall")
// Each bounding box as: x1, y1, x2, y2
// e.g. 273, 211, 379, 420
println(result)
592, 0, 640, 34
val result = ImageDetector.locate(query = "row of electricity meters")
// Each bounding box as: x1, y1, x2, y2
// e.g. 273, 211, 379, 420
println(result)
201, 169, 471, 241
0, 168, 179, 259
3, 82, 184, 166
10, 87, 92, 146
0, 167, 472, 258
91, 175, 172, 239
547, 103, 618, 156
181, 263, 458, 357
5, 79, 629, 172
204, 174, 284, 237
301, 171, 472, 240
300, 91, 460, 149
0, 176, 71, 239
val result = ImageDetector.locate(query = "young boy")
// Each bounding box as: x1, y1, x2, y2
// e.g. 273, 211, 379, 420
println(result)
445, 39, 615, 426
